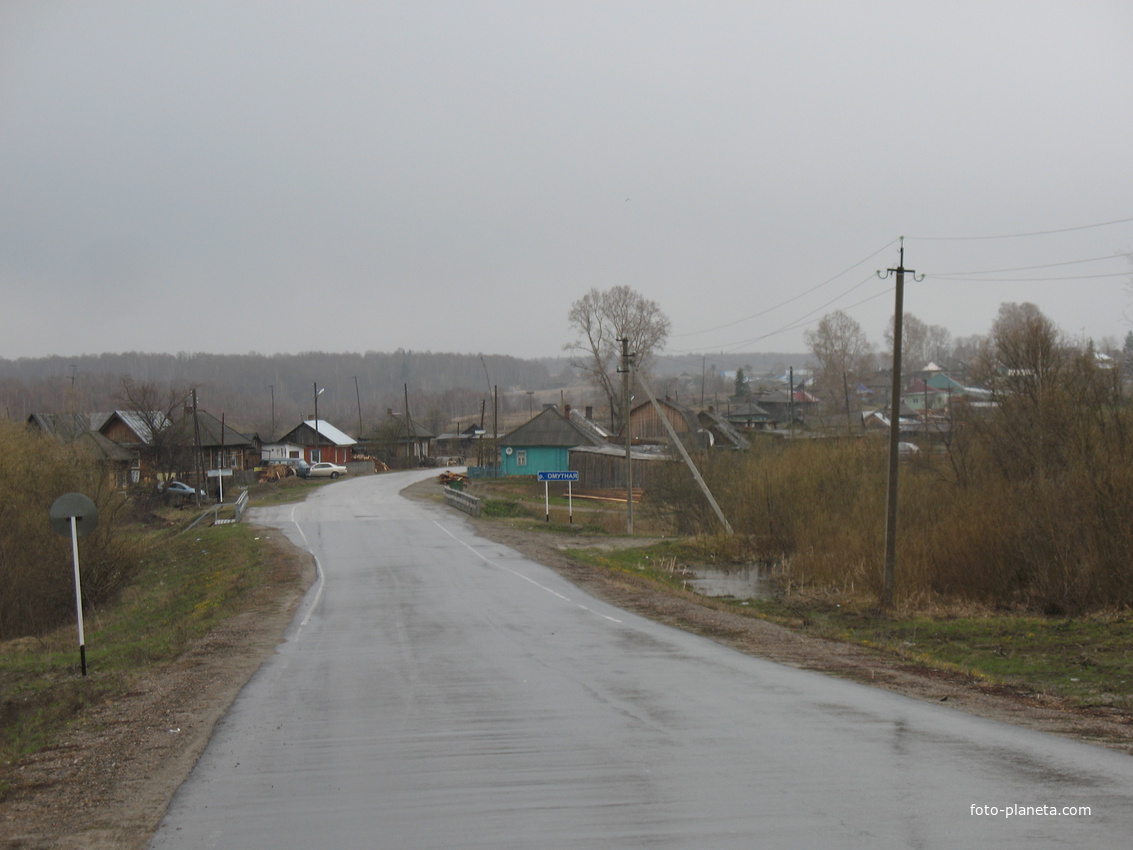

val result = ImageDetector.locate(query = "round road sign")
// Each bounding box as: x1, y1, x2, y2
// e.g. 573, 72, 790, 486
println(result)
49, 492, 99, 538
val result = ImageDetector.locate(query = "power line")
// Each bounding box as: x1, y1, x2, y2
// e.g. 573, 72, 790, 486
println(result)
907, 215, 1133, 241
709, 278, 893, 355
926, 272, 1127, 283
672, 239, 898, 338
932, 253, 1129, 276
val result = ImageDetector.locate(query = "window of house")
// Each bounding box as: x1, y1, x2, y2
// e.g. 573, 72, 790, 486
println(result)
516, 450, 527, 467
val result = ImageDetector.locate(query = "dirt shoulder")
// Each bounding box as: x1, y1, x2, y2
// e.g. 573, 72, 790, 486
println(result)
4, 488, 1131, 848
0, 529, 316, 850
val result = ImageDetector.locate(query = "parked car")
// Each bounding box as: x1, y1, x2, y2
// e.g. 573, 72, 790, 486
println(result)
158, 480, 207, 499
305, 461, 348, 479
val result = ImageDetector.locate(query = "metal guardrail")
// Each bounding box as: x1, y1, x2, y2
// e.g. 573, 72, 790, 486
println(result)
444, 486, 481, 517
185, 487, 250, 530
233, 488, 249, 522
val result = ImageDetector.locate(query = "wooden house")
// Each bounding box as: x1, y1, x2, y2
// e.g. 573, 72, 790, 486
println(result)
28, 412, 133, 488
361, 412, 436, 465
498, 405, 609, 477
276, 419, 357, 465
98, 410, 173, 483
191, 410, 259, 472
624, 398, 711, 450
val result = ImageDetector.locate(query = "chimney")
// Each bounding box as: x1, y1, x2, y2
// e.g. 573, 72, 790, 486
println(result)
564, 404, 572, 416
585, 405, 593, 420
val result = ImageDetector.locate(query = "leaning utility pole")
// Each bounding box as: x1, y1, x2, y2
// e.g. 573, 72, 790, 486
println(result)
618, 337, 634, 533
876, 238, 922, 610
637, 374, 733, 536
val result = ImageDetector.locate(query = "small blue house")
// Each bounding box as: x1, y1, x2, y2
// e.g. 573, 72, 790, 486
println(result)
498, 405, 609, 477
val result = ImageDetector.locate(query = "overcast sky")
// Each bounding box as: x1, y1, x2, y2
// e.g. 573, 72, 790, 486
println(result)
2, 2, 1132, 362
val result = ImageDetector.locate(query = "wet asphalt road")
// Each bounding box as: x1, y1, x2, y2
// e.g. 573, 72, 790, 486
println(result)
149, 470, 1133, 849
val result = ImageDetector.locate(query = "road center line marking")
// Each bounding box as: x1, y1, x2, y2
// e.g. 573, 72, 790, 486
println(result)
433, 520, 623, 624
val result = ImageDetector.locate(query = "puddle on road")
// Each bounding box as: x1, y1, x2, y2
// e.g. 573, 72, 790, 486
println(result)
682, 564, 774, 599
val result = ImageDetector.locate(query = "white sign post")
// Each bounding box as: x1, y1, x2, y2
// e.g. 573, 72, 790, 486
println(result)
49, 493, 98, 677
207, 468, 233, 502
537, 471, 579, 524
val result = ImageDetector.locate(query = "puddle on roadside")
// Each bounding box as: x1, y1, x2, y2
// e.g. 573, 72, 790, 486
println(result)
682, 563, 774, 599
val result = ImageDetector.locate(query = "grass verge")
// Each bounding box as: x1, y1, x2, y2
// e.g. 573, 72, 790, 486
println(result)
0, 521, 276, 796
565, 539, 1133, 711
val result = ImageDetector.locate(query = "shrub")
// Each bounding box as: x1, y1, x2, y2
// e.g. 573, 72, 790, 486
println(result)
0, 420, 144, 639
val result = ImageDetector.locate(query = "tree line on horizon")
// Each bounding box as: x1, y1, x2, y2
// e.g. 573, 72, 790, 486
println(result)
0, 350, 574, 439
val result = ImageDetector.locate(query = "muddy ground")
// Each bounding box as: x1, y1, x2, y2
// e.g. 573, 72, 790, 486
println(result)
3, 484, 1131, 849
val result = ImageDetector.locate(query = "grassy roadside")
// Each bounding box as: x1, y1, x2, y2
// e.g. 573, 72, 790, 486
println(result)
564, 538, 1133, 712
0, 517, 278, 799
426, 474, 1133, 715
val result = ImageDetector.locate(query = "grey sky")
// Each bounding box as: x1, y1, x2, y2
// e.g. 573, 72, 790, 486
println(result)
2, 2, 1131, 361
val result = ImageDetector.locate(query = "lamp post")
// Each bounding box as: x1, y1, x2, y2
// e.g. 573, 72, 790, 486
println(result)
313, 383, 325, 463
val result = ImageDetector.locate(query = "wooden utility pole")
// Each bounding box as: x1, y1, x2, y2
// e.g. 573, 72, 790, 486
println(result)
354, 376, 363, 439
637, 374, 733, 536
618, 337, 634, 533
877, 238, 922, 610
192, 389, 204, 506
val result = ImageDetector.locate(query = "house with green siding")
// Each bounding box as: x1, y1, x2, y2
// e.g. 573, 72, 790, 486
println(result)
497, 405, 610, 477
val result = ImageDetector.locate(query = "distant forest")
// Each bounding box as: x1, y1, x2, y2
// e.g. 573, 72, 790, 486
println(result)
0, 349, 807, 439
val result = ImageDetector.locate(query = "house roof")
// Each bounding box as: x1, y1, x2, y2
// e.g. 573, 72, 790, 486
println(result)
502, 405, 609, 448
724, 401, 771, 420
698, 410, 751, 449
27, 412, 96, 440
100, 410, 173, 445
303, 419, 358, 446
193, 411, 256, 448
74, 429, 135, 462
567, 407, 610, 442
387, 414, 436, 440
279, 419, 358, 447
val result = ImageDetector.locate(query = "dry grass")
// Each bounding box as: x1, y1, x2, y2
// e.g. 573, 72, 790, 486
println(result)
0, 421, 145, 640
650, 387, 1133, 616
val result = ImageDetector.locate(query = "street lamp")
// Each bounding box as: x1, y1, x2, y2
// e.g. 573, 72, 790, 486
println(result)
313, 383, 325, 463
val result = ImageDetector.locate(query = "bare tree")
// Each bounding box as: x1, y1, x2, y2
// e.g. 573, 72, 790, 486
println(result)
883, 313, 951, 377
804, 311, 874, 411
114, 376, 194, 480
967, 302, 1070, 481
565, 286, 670, 428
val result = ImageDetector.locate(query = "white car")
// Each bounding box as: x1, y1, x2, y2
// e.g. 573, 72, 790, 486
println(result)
158, 480, 207, 499
306, 462, 348, 479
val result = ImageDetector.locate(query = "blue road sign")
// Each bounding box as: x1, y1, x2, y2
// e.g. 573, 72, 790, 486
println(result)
537, 470, 579, 482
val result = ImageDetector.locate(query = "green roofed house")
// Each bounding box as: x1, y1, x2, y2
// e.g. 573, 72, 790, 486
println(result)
498, 405, 610, 477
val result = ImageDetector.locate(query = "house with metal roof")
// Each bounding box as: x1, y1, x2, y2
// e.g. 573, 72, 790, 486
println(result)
498, 405, 609, 477
98, 410, 175, 483
275, 419, 358, 465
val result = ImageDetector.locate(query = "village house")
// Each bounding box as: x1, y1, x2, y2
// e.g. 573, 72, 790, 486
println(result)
497, 405, 609, 477
274, 419, 357, 465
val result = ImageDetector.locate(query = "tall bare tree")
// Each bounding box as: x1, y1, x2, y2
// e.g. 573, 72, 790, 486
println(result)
114, 376, 194, 479
883, 313, 952, 377
804, 310, 874, 410
565, 286, 670, 428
